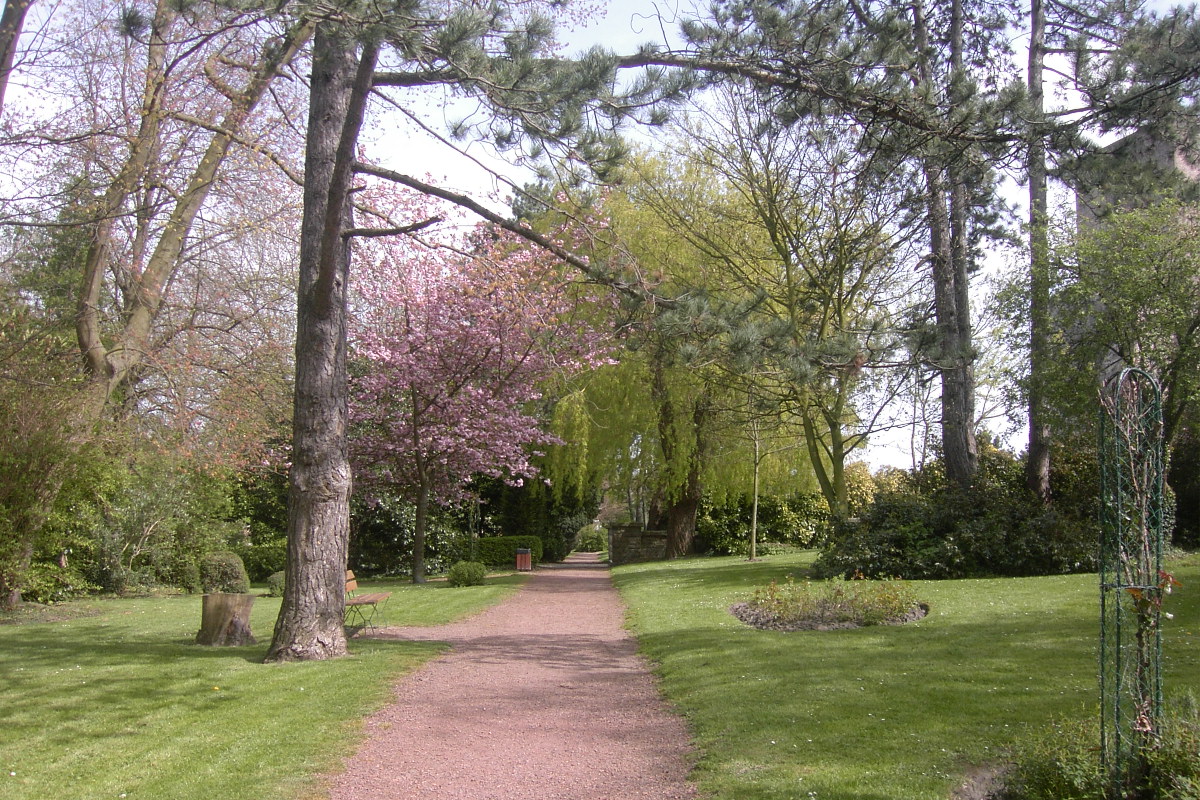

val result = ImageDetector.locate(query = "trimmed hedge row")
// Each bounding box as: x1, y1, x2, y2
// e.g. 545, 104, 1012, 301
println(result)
475, 535, 543, 567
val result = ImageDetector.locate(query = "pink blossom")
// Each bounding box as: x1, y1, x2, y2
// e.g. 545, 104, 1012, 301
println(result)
347, 189, 612, 507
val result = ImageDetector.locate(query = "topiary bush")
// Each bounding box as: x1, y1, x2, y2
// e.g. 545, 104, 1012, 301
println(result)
200, 551, 250, 593
475, 535, 542, 568
266, 570, 286, 597
446, 560, 487, 587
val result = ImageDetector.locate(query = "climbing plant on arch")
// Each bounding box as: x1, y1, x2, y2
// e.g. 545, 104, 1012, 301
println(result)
1099, 367, 1175, 797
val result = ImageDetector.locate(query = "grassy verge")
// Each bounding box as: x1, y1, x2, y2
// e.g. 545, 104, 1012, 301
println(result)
613, 551, 1200, 800
348, 571, 527, 627
1, 573, 526, 800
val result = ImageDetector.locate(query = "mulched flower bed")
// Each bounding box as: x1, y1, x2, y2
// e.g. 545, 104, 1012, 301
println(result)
729, 601, 930, 632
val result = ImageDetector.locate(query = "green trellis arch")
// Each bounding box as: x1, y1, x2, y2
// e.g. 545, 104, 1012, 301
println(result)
1099, 367, 1166, 798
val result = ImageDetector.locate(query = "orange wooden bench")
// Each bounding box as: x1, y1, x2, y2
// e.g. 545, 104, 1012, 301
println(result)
344, 570, 391, 630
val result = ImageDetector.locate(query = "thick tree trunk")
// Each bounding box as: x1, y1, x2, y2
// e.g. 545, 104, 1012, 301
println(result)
912, 0, 977, 490
196, 593, 257, 646
664, 396, 708, 559
267, 26, 375, 662
650, 356, 709, 558
0, 536, 33, 611
1026, 0, 1053, 502
927, 171, 977, 488
663, 488, 700, 558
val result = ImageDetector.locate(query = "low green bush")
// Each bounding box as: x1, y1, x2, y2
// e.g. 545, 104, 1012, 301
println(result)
1002, 716, 1105, 800
266, 570, 286, 597
1002, 695, 1200, 800
199, 551, 250, 593
237, 537, 287, 582
695, 492, 832, 556
446, 561, 487, 587
815, 443, 1098, 580
21, 561, 98, 604
738, 575, 922, 629
474, 535, 542, 568
576, 525, 607, 552
171, 557, 201, 594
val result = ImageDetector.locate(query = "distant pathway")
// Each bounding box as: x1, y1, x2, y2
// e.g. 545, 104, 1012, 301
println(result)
325, 552, 698, 800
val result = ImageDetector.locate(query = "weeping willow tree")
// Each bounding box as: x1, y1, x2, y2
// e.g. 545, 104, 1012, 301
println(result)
585, 109, 920, 521
547, 352, 819, 557
543, 171, 822, 557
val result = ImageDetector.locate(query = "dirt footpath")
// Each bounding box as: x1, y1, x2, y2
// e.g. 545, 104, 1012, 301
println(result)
325, 552, 699, 800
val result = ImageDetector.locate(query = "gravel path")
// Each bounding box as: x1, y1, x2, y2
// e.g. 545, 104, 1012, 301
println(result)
325, 552, 699, 800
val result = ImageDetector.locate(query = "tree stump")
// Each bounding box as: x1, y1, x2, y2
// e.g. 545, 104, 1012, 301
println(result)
195, 593, 257, 646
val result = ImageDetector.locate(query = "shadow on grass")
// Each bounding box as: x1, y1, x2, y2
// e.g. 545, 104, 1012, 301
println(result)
3, 616, 431, 670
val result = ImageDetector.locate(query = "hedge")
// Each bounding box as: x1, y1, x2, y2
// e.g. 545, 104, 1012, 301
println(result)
474, 535, 543, 567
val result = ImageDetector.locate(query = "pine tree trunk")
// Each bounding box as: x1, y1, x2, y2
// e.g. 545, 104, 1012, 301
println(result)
267, 25, 374, 662
928, 171, 977, 488
911, 0, 977, 490
1026, 0, 1053, 502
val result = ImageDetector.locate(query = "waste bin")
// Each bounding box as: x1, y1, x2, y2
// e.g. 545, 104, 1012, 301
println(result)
515, 548, 532, 571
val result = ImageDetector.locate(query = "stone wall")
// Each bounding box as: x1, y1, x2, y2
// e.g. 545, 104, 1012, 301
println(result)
608, 524, 668, 566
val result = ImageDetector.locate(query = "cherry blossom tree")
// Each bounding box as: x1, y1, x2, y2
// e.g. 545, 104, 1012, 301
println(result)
348, 198, 611, 583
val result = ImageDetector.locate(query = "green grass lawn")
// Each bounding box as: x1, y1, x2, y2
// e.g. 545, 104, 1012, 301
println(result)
614, 551, 1200, 800
0, 572, 526, 800
351, 572, 527, 626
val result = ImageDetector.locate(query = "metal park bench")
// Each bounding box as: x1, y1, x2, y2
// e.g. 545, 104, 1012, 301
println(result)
344, 570, 391, 631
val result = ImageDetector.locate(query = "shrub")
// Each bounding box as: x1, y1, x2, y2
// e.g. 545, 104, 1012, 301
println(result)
1002, 715, 1105, 800
446, 560, 487, 587
814, 444, 1098, 580
1144, 693, 1200, 800
200, 551, 250, 593
266, 570, 286, 597
576, 524, 607, 552
21, 561, 98, 604
350, 494, 469, 577
1002, 696, 1200, 800
544, 511, 592, 562
172, 557, 201, 594
474, 535, 542, 568
737, 575, 922, 629
695, 493, 831, 556
237, 537, 287, 582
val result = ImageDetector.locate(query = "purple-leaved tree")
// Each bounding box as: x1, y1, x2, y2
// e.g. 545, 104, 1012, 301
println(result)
348, 197, 610, 582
